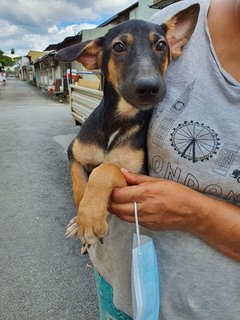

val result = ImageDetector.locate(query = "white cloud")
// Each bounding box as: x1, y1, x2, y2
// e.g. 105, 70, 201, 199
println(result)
48, 25, 58, 34
48, 23, 97, 37
0, 0, 137, 56
0, 0, 98, 32
21, 23, 97, 54
0, 19, 21, 38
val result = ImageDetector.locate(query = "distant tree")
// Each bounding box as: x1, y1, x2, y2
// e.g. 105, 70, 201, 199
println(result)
0, 49, 15, 67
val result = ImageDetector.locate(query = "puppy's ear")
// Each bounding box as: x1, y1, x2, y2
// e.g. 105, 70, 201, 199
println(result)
164, 4, 200, 59
55, 37, 104, 69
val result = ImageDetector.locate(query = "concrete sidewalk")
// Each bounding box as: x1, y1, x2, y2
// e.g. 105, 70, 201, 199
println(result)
0, 79, 98, 320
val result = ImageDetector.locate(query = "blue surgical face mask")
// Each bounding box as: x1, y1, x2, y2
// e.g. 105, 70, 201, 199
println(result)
131, 202, 160, 320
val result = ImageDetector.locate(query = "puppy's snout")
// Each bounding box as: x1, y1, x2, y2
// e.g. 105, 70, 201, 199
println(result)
136, 78, 159, 99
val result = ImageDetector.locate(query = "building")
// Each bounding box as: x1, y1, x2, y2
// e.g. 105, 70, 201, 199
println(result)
32, 51, 67, 92
26, 50, 45, 84
20, 0, 180, 93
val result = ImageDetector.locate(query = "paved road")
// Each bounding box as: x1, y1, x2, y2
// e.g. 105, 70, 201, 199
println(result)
0, 80, 98, 320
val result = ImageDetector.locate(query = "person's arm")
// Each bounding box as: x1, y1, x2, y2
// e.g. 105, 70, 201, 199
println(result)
109, 169, 240, 261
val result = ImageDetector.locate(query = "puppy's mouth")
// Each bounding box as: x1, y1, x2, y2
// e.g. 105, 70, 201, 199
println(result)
132, 102, 156, 110
128, 93, 165, 111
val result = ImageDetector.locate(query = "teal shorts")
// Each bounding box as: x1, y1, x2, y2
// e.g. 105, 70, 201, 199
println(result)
94, 270, 133, 320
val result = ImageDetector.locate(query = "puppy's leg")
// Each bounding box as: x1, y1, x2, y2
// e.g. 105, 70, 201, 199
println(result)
70, 161, 88, 208
65, 160, 88, 238
76, 162, 127, 246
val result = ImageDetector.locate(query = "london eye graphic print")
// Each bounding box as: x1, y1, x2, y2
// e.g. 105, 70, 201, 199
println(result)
170, 121, 220, 163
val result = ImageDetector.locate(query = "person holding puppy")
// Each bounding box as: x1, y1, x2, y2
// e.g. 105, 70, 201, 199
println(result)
107, 0, 240, 319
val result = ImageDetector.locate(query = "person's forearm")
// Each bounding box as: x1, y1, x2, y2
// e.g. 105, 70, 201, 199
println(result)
186, 193, 240, 261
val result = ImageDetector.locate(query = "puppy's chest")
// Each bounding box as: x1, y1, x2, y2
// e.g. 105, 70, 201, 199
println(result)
74, 126, 145, 173
103, 125, 140, 152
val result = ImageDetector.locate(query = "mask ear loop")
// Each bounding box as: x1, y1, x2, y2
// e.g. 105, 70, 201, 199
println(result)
134, 202, 141, 254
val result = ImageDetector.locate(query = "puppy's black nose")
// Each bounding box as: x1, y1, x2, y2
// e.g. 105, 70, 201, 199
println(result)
136, 78, 159, 99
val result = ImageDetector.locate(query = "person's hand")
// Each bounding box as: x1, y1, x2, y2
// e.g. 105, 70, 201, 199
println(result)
110, 169, 240, 260
109, 169, 205, 232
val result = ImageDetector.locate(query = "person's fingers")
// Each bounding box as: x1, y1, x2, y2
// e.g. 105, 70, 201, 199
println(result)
110, 201, 145, 224
120, 168, 158, 185
110, 201, 162, 227
110, 201, 141, 216
111, 184, 145, 203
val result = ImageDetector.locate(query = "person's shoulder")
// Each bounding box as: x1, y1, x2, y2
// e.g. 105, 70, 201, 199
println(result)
149, 0, 204, 25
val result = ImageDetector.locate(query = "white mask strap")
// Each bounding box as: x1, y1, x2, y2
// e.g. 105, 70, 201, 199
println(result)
134, 202, 141, 250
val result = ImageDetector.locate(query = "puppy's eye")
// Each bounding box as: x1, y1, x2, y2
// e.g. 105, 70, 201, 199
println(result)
113, 42, 125, 53
156, 40, 167, 52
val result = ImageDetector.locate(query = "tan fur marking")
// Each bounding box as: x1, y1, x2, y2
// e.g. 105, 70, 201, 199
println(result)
72, 139, 104, 167
166, 18, 177, 36
149, 31, 156, 43
72, 133, 143, 173
126, 33, 134, 44
162, 54, 169, 75
108, 57, 119, 89
105, 146, 144, 173
115, 97, 139, 119
113, 33, 134, 46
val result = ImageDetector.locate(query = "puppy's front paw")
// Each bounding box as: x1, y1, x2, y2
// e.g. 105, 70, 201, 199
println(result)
65, 216, 94, 255
65, 216, 79, 238
77, 209, 108, 246
65, 207, 108, 255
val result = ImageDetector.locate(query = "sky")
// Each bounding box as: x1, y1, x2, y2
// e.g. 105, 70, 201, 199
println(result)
0, 0, 137, 56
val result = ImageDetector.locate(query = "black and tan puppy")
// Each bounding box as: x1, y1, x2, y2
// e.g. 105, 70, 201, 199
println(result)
56, 4, 199, 253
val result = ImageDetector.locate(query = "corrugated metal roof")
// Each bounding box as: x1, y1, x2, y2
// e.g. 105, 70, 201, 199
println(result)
98, 1, 138, 27
44, 34, 82, 52
149, 0, 182, 9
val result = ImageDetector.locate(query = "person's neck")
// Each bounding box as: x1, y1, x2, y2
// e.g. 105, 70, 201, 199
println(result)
208, 0, 240, 82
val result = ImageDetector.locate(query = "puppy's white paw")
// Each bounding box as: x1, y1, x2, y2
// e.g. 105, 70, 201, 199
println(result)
65, 216, 78, 238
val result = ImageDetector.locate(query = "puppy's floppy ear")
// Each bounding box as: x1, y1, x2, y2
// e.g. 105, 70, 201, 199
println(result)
164, 3, 200, 59
55, 37, 104, 69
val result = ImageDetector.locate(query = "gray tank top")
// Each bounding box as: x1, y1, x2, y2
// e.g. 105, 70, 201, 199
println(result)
90, 1, 240, 318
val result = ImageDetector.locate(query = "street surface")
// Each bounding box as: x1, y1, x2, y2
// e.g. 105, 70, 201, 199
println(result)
0, 79, 98, 319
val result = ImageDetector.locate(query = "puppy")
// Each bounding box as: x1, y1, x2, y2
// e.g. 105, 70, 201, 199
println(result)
56, 4, 200, 253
